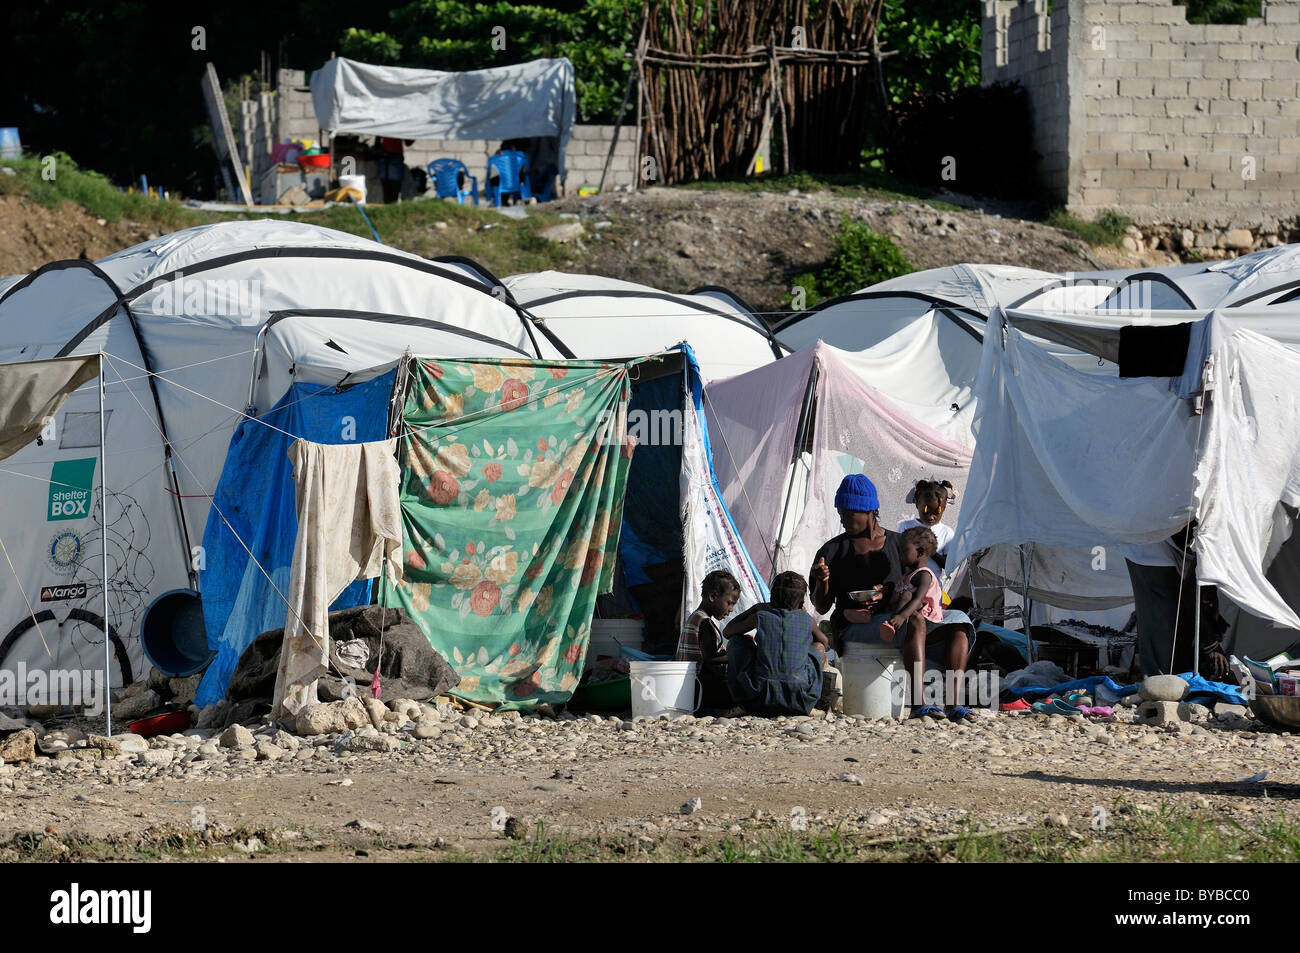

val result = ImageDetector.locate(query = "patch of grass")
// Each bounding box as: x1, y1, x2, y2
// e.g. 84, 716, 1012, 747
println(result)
684, 169, 962, 211
1044, 207, 1133, 247
479, 802, 1300, 863
0, 151, 581, 275
0, 153, 202, 230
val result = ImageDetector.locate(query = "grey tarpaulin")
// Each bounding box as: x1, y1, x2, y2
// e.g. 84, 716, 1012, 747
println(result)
309, 57, 576, 177
0, 355, 100, 462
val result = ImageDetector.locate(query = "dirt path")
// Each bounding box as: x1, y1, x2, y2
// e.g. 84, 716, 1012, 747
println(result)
3, 710, 1293, 861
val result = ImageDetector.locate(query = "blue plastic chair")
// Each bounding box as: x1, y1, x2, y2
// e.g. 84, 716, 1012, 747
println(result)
485, 150, 532, 206
427, 158, 478, 205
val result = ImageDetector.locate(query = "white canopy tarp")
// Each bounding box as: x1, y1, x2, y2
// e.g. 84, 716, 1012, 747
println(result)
310, 57, 576, 172
1194, 328, 1300, 631
950, 322, 1200, 572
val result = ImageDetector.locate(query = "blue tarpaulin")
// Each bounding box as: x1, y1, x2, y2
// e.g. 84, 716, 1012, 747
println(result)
1007, 672, 1247, 707
193, 373, 395, 706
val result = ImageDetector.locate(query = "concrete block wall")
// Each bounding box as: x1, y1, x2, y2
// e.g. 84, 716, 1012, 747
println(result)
983, 0, 1300, 225
241, 70, 638, 203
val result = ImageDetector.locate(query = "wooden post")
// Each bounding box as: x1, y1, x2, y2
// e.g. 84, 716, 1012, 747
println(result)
601, 22, 647, 194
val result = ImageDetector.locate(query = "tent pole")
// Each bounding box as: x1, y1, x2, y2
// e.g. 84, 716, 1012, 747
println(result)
98, 353, 112, 737
772, 361, 819, 575
1192, 581, 1201, 677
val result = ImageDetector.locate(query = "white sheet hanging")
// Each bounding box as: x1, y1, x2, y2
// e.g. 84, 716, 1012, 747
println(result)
950, 323, 1200, 569
1194, 329, 1300, 630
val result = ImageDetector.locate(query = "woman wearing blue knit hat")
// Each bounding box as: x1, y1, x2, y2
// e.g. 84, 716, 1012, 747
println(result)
811, 472, 970, 720
810, 474, 900, 644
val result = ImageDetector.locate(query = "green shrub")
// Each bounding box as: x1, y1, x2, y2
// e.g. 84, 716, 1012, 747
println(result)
787, 216, 914, 309
1044, 207, 1132, 246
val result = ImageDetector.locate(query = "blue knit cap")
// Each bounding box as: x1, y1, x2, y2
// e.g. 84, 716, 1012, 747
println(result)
834, 473, 879, 513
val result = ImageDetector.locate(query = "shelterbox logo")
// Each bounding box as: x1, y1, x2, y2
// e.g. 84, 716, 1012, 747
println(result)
48, 458, 96, 521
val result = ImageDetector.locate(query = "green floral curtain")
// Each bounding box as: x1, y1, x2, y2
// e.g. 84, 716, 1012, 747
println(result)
382, 357, 634, 710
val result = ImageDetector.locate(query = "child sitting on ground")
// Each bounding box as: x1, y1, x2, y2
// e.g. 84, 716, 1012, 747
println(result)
676, 570, 741, 710
724, 571, 828, 717
887, 525, 977, 722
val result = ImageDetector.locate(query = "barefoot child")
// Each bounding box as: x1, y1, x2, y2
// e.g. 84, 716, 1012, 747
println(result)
888, 525, 977, 721
676, 570, 741, 709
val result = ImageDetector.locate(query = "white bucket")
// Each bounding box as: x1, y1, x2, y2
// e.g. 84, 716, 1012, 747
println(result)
841, 643, 904, 719
629, 660, 701, 719
587, 618, 644, 669
339, 173, 367, 204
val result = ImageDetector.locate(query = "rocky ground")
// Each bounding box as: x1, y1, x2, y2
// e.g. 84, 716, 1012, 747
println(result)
531, 186, 1175, 315
1, 685, 1295, 862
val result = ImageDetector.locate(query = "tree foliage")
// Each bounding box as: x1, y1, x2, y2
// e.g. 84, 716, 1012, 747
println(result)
338, 0, 638, 123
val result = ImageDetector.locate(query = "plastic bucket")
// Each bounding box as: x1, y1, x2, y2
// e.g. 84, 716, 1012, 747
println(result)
840, 642, 903, 719
587, 618, 644, 669
339, 173, 367, 204
629, 660, 700, 719
140, 589, 213, 678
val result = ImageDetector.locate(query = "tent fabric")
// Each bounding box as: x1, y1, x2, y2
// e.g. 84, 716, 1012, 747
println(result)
832, 313, 980, 445
0, 277, 182, 685
504, 271, 780, 382
194, 373, 394, 708
1194, 329, 1300, 631
0, 355, 100, 461
678, 344, 769, 623
949, 324, 1199, 571
272, 437, 403, 717
385, 357, 633, 710
310, 57, 577, 173
706, 341, 972, 584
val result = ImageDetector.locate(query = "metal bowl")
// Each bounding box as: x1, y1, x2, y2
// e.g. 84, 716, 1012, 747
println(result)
1249, 693, 1300, 732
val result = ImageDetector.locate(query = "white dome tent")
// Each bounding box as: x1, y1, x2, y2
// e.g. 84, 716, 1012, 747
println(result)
0, 220, 547, 686
502, 271, 785, 382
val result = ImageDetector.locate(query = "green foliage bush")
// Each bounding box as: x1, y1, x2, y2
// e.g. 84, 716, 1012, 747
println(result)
339, 0, 637, 123
787, 216, 914, 309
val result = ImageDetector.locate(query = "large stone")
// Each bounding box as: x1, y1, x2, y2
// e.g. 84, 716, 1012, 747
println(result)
1136, 700, 1186, 727
340, 696, 369, 730
219, 724, 255, 749
115, 733, 149, 754
196, 702, 230, 730
113, 689, 161, 721
1223, 228, 1254, 250
136, 749, 174, 767
1139, 675, 1189, 702
167, 675, 202, 705
295, 703, 346, 737
539, 222, 584, 243
85, 734, 121, 755
391, 699, 422, 721
0, 729, 36, 763
254, 740, 285, 761
362, 696, 387, 730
